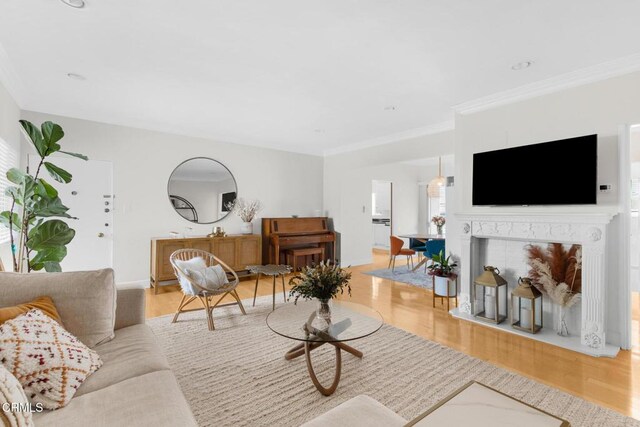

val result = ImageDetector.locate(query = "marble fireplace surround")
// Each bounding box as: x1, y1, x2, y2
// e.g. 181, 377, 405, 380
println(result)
452, 212, 619, 357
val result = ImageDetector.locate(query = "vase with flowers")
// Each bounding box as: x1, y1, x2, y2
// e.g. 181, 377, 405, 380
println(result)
527, 243, 582, 336
289, 261, 352, 330
226, 198, 262, 234
431, 216, 445, 235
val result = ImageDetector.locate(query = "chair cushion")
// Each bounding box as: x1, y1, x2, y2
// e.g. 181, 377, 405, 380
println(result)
0, 269, 117, 348
0, 363, 34, 427
0, 309, 102, 410
173, 257, 207, 294
399, 248, 416, 255
187, 265, 229, 291
33, 371, 198, 427
0, 296, 63, 327
301, 395, 406, 427
75, 324, 171, 397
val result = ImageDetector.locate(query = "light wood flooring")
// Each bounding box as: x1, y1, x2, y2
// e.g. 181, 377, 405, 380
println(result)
145, 251, 640, 419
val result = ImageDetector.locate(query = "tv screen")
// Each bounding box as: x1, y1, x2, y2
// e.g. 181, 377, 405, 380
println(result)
472, 135, 597, 206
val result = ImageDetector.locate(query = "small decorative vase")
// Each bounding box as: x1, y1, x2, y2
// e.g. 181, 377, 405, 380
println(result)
240, 222, 253, 235
312, 298, 332, 330
437, 225, 443, 235
555, 305, 570, 337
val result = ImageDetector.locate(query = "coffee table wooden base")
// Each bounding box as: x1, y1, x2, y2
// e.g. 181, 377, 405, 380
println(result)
284, 341, 363, 396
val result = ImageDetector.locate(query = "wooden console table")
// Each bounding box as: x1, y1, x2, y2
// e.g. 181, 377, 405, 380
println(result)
150, 234, 261, 294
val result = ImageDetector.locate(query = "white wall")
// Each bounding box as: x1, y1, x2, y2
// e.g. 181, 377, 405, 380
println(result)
21, 110, 324, 283
324, 131, 455, 265
452, 71, 640, 348
0, 80, 20, 269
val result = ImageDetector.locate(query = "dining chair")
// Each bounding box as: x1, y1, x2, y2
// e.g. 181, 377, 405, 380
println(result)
388, 236, 416, 271
423, 239, 446, 272
170, 248, 246, 331
409, 237, 427, 262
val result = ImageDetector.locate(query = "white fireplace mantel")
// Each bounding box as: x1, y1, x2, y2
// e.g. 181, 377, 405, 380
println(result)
452, 212, 619, 357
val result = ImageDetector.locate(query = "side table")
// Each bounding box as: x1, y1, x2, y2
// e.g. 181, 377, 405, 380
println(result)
247, 264, 292, 310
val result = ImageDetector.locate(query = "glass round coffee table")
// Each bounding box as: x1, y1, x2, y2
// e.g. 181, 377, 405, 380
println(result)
266, 300, 383, 396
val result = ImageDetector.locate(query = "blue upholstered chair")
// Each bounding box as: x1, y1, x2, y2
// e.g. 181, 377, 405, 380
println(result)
409, 238, 427, 259
423, 240, 445, 272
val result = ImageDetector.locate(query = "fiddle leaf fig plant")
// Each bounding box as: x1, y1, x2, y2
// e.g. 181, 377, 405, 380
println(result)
0, 120, 88, 273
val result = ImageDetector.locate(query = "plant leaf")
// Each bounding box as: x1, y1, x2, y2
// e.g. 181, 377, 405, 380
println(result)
31, 196, 74, 218
6, 168, 27, 185
59, 151, 88, 161
41, 121, 64, 155
36, 178, 58, 198
20, 120, 47, 157
43, 261, 62, 272
26, 220, 75, 250
0, 211, 21, 231
44, 162, 72, 183
29, 246, 67, 271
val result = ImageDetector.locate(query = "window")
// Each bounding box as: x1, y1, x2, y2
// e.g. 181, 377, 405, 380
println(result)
0, 138, 18, 244
428, 184, 446, 234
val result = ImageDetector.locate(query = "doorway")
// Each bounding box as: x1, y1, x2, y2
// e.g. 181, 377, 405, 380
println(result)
628, 124, 640, 349
28, 155, 114, 272
371, 180, 392, 250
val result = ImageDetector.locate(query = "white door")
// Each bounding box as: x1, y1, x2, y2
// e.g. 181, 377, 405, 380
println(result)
28, 155, 113, 272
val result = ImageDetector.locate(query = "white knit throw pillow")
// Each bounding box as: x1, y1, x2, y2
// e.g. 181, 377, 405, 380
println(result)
0, 309, 103, 410
187, 265, 230, 291
0, 363, 34, 427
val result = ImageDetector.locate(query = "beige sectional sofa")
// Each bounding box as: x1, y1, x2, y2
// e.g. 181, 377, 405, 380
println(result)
0, 269, 197, 427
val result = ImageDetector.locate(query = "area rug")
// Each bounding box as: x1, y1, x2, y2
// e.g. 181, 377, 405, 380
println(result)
362, 266, 433, 289
147, 296, 638, 427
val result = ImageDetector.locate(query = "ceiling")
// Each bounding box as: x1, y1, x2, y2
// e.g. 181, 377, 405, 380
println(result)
1, 1, 640, 156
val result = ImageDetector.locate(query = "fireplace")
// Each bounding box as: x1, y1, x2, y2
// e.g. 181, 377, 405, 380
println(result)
452, 213, 619, 357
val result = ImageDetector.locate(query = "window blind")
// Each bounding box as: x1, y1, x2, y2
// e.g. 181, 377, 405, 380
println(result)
0, 138, 18, 244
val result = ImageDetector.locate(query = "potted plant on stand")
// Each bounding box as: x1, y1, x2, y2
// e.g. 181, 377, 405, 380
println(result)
289, 261, 352, 330
427, 250, 458, 300
227, 198, 262, 234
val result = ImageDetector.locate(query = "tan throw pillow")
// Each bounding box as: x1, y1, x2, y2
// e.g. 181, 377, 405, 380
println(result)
0, 363, 34, 427
0, 309, 103, 410
0, 296, 64, 327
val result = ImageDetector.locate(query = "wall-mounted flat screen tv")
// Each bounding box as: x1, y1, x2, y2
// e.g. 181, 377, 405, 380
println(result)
472, 135, 597, 206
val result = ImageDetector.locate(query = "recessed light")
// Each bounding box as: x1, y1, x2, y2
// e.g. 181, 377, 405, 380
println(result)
67, 73, 86, 81
384, 106, 396, 111
314, 129, 324, 133
60, 0, 85, 8
511, 61, 533, 71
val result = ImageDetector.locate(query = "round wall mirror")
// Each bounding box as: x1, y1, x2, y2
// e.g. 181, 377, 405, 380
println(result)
168, 157, 237, 224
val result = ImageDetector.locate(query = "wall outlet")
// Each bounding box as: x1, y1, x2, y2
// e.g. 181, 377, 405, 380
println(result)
599, 184, 612, 193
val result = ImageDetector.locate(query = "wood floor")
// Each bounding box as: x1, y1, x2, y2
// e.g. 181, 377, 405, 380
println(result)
145, 251, 640, 420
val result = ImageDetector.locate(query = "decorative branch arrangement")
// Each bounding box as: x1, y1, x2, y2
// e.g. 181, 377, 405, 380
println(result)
288, 261, 352, 303
431, 216, 446, 228
527, 243, 582, 308
0, 120, 88, 272
226, 198, 263, 223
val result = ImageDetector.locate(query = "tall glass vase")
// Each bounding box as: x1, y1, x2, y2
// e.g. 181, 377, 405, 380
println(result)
312, 298, 332, 331
555, 304, 570, 337
437, 225, 443, 235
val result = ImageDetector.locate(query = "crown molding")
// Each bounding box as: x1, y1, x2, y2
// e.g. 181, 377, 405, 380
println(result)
454, 53, 640, 115
0, 42, 25, 107
323, 119, 454, 157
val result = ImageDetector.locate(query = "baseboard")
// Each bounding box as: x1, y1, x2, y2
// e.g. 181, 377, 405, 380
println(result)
342, 257, 374, 267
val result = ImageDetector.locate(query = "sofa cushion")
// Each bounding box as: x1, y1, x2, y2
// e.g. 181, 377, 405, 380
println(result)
75, 324, 171, 397
0, 296, 63, 326
0, 309, 103, 410
33, 371, 198, 427
0, 269, 117, 348
301, 395, 406, 427
0, 363, 34, 427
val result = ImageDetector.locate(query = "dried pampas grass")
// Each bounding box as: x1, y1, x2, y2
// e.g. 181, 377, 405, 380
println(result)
526, 243, 582, 306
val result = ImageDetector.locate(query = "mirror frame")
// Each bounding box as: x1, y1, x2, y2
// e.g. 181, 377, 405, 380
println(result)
167, 157, 238, 225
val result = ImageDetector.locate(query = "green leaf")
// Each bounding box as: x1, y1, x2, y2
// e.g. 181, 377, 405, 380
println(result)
5, 186, 20, 200
36, 178, 58, 198
59, 151, 88, 161
19, 120, 47, 157
43, 262, 62, 272
29, 246, 67, 271
41, 122, 64, 155
31, 196, 74, 218
26, 220, 75, 250
6, 168, 27, 185
0, 211, 21, 231
44, 162, 72, 183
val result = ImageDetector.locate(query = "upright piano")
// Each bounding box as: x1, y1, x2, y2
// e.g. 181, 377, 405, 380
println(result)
262, 217, 336, 266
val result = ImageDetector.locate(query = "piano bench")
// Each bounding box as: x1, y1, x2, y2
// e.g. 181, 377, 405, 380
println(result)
286, 247, 325, 272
